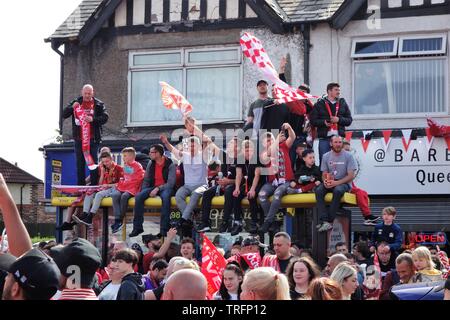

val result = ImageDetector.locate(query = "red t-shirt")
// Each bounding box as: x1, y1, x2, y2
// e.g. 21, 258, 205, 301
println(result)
143, 252, 155, 274
268, 142, 294, 183
154, 158, 165, 188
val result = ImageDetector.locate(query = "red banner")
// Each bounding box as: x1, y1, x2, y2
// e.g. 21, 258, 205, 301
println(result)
382, 130, 392, 151
360, 138, 371, 153
201, 234, 227, 299
345, 131, 353, 142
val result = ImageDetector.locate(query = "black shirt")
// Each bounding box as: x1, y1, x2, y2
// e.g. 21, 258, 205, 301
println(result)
294, 164, 322, 185
237, 160, 264, 188
278, 256, 293, 274
261, 102, 290, 132
290, 290, 306, 300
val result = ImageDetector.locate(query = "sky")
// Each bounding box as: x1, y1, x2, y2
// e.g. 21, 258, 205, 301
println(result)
0, 0, 82, 180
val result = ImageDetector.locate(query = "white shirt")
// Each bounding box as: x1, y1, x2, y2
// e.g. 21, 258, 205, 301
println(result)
98, 283, 121, 300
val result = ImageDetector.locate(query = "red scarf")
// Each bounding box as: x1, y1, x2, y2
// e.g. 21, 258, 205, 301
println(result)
325, 100, 340, 132
74, 101, 98, 171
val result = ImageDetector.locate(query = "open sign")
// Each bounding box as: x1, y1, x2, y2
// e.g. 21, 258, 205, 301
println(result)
414, 232, 447, 245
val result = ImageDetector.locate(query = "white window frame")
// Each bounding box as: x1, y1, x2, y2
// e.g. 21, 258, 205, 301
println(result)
398, 34, 447, 56
127, 47, 243, 127
351, 37, 399, 58
352, 56, 448, 119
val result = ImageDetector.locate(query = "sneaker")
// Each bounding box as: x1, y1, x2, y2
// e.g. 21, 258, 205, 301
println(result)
364, 215, 381, 226
129, 228, 144, 238
171, 218, 185, 229
56, 221, 76, 231
248, 221, 258, 234
318, 222, 333, 232
219, 220, 231, 233
79, 213, 93, 227
196, 223, 211, 233
111, 222, 123, 234
72, 212, 88, 225
230, 221, 243, 236
260, 220, 271, 234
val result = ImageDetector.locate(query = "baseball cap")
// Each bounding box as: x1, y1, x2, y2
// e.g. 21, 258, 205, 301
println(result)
51, 238, 101, 287
257, 80, 268, 86
1, 249, 61, 300
241, 236, 268, 248
142, 234, 162, 244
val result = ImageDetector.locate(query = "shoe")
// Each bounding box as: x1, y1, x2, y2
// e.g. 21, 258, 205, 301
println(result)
230, 221, 243, 236
171, 218, 185, 229
248, 221, 258, 234
364, 215, 381, 226
79, 213, 93, 227
260, 220, 271, 234
129, 228, 144, 238
72, 212, 88, 225
111, 222, 123, 234
56, 221, 76, 231
219, 220, 231, 233
196, 223, 211, 233
318, 222, 333, 232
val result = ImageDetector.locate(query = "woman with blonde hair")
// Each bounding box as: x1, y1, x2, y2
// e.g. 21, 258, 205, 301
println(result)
240, 267, 291, 300
330, 262, 358, 300
306, 277, 343, 300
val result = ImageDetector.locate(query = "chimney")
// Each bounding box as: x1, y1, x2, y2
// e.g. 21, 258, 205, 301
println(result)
15, 162, 18, 167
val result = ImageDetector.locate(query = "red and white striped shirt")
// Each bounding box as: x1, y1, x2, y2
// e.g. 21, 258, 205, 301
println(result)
58, 288, 98, 300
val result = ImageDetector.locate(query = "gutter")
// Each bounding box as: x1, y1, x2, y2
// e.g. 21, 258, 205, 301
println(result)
51, 41, 65, 135
20, 184, 26, 218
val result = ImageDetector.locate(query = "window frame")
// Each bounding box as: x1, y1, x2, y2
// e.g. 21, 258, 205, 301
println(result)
127, 47, 243, 127
351, 37, 399, 58
398, 34, 447, 56
352, 56, 448, 119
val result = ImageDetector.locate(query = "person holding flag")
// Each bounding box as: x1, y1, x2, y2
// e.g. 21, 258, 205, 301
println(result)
309, 83, 352, 165
63, 84, 109, 186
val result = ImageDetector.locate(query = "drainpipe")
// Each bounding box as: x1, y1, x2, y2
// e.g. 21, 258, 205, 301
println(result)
300, 24, 311, 85
20, 184, 25, 218
51, 40, 65, 135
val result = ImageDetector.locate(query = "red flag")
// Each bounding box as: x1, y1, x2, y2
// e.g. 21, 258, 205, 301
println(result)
240, 33, 317, 102
401, 129, 413, 153
427, 118, 450, 137
201, 234, 227, 299
240, 252, 262, 270
159, 81, 193, 116
382, 130, 393, 151
345, 131, 353, 142
360, 138, 371, 153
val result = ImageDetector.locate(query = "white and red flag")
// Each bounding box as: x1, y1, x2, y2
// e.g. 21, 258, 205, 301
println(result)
201, 234, 227, 299
159, 81, 193, 116
73, 102, 98, 171
240, 32, 317, 105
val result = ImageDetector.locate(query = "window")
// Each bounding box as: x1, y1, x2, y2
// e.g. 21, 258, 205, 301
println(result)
352, 35, 447, 116
351, 38, 398, 58
128, 48, 242, 126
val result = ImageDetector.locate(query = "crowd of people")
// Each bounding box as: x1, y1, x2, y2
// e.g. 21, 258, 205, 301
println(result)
1, 59, 449, 300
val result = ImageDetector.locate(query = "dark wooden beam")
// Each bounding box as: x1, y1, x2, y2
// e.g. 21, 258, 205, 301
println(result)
145, 0, 152, 24
163, 0, 170, 22
182, 0, 189, 20
126, 0, 134, 26
243, 0, 284, 34
219, 0, 226, 20
238, 0, 246, 18
200, 0, 207, 19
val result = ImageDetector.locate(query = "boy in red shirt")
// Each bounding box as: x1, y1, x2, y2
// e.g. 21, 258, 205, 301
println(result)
110, 147, 145, 233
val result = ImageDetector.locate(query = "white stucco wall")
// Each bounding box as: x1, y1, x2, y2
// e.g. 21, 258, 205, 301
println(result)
7, 184, 32, 205
309, 14, 450, 130
241, 28, 304, 118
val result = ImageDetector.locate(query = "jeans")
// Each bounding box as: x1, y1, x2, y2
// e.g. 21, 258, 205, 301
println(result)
110, 188, 133, 222
258, 182, 290, 223
318, 138, 331, 166
83, 188, 115, 214
133, 187, 173, 233
74, 139, 99, 186
175, 184, 209, 221
315, 183, 351, 223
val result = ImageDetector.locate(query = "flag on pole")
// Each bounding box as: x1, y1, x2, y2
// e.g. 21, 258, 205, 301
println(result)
159, 81, 193, 116
201, 234, 227, 299
240, 32, 317, 103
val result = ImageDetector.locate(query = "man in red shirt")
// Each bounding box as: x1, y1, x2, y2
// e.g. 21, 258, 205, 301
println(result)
129, 144, 176, 238
110, 147, 145, 234
258, 123, 296, 234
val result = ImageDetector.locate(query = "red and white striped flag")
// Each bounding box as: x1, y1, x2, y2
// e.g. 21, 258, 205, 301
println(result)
159, 81, 193, 116
240, 32, 317, 103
